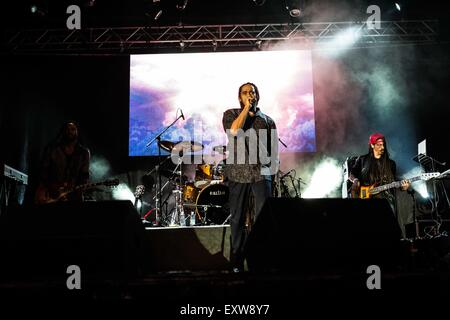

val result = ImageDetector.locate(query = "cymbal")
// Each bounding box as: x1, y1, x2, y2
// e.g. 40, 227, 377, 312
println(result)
212, 145, 227, 155
158, 140, 176, 152
173, 140, 204, 153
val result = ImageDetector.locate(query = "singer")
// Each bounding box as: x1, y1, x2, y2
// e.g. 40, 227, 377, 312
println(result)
222, 82, 279, 273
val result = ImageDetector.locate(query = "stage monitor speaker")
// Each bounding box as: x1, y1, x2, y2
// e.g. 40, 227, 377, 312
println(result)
245, 198, 402, 274
0, 200, 146, 281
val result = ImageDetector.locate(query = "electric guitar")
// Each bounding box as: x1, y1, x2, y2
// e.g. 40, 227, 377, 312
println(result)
35, 178, 120, 204
356, 172, 440, 199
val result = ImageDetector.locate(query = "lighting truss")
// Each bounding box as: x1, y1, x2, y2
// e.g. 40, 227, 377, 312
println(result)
4, 20, 438, 54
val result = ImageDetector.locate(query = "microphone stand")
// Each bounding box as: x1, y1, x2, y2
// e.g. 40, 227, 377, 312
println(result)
278, 138, 287, 148
413, 153, 447, 235
408, 189, 421, 240
145, 113, 184, 226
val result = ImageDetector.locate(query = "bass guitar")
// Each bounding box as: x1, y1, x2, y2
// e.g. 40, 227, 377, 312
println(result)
356, 172, 440, 199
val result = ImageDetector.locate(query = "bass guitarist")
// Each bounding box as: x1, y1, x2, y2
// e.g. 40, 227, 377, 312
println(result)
34, 121, 90, 204
348, 132, 410, 214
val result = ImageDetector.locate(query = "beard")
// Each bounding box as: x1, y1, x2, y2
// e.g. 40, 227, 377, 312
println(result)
63, 135, 77, 143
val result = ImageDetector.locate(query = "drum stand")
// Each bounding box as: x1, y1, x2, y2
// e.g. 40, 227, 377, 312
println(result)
409, 189, 422, 240
196, 204, 224, 225
222, 213, 232, 225
199, 205, 210, 225
169, 186, 185, 226
169, 152, 186, 226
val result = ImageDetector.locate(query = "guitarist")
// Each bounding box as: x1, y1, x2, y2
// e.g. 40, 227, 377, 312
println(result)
348, 133, 410, 213
34, 121, 90, 204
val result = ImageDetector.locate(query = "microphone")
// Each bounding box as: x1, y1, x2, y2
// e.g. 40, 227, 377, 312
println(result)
278, 138, 288, 148
280, 169, 294, 179
180, 109, 185, 120
134, 185, 145, 199
248, 99, 257, 113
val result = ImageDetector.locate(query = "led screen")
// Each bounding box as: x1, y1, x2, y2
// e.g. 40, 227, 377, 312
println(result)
129, 50, 316, 157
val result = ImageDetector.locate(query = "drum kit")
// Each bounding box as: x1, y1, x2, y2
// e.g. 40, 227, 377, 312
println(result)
155, 139, 229, 227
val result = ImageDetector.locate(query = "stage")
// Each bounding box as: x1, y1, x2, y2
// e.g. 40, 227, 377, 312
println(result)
0, 200, 449, 310
0, 257, 449, 314
142, 225, 232, 273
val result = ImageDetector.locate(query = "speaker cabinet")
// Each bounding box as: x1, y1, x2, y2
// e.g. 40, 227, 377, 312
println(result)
245, 198, 402, 274
144, 226, 232, 272
0, 200, 145, 281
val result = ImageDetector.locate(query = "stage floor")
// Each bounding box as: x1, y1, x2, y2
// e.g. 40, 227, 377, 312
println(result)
1, 207, 449, 310
1, 269, 449, 314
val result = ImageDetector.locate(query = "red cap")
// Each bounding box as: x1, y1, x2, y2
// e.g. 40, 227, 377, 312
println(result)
369, 133, 384, 145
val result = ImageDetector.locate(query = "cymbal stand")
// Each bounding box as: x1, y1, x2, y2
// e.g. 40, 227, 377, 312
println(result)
145, 156, 172, 224
170, 151, 186, 226
280, 176, 291, 197
170, 186, 184, 226
289, 175, 300, 198
296, 177, 306, 198
155, 137, 162, 226
145, 113, 184, 226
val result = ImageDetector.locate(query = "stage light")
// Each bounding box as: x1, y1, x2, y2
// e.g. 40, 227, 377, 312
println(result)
30, 4, 46, 16
316, 26, 361, 55
289, 8, 301, 17
176, 0, 189, 11
395, 3, 401, 11
415, 182, 429, 199
154, 9, 163, 20
252, 0, 266, 6
284, 0, 303, 18
145, 0, 163, 21
112, 183, 135, 202
340, 27, 360, 44
302, 158, 342, 198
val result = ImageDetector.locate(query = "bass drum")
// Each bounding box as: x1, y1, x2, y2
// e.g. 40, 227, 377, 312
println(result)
195, 183, 229, 225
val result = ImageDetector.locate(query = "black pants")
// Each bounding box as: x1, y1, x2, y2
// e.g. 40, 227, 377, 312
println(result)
228, 178, 272, 268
